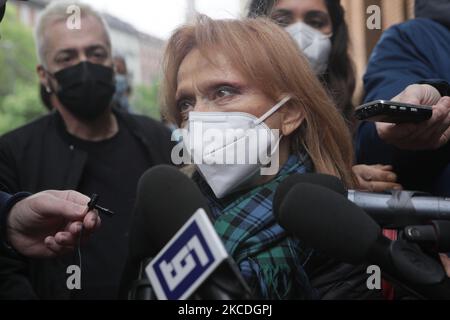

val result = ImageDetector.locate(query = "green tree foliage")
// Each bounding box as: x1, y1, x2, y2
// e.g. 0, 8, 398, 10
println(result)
0, 5, 45, 135
131, 82, 162, 121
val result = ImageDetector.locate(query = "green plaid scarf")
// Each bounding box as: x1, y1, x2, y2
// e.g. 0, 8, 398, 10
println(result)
195, 154, 318, 300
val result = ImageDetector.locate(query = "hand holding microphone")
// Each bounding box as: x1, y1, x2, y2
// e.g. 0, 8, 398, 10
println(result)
6, 190, 101, 258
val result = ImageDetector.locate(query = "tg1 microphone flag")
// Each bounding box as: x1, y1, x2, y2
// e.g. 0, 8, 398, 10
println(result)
146, 208, 229, 300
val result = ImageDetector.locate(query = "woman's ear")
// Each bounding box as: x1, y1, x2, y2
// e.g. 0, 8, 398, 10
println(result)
280, 104, 305, 136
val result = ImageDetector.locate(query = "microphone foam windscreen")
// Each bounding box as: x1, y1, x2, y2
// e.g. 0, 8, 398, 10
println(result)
129, 165, 210, 260
274, 173, 347, 220
277, 183, 380, 264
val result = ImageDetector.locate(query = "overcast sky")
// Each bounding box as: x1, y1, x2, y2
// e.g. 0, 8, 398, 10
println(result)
82, 0, 243, 39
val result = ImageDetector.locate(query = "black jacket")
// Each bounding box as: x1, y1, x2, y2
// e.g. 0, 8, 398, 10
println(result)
0, 110, 174, 193
0, 110, 175, 300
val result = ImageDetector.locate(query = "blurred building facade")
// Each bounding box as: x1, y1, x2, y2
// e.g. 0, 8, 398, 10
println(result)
103, 14, 142, 86
11, 0, 416, 96
139, 32, 165, 86
9, 0, 164, 86
240, 0, 415, 102
341, 0, 415, 101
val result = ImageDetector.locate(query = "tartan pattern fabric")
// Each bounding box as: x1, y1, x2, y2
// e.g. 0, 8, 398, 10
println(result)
194, 154, 318, 300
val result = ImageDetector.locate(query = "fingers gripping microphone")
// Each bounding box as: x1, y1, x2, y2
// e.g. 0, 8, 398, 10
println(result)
124, 165, 252, 300
275, 183, 450, 300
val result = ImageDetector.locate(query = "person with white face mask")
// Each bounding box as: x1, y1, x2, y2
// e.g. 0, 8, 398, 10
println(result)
184, 96, 290, 198
249, 0, 349, 117
285, 21, 332, 75
162, 16, 357, 300
248, 0, 403, 193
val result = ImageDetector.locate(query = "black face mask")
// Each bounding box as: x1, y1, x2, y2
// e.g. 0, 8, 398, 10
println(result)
415, 0, 450, 29
51, 61, 115, 120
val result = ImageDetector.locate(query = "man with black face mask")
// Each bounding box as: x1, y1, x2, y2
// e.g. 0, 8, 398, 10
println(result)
0, 2, 174, 300
357, 0, 450, 197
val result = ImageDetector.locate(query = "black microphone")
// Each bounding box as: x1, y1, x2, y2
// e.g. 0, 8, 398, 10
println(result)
404, 221, 450, 252
275, 173, 450, 228
275, 183, 450, 300
273, 173, 347, 217
122, 165, 252, 300
123, 165, 208, 299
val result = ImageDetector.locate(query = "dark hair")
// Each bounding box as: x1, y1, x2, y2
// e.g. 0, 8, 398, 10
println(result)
248, 0, 356, 126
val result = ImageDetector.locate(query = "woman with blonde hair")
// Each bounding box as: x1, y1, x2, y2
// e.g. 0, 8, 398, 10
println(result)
162, 16, 356, 299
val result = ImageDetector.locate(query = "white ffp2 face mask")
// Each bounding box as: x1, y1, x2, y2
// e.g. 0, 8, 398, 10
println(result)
285, 21, 332, 75
184, 96, 291, 199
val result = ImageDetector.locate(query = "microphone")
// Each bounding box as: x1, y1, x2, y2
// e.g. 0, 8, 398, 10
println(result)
273, 173, 346, 217
126, 257, 155, 300
275, 183, 450, 300
123, 165, 252, 300
275, 173, 450, 228
123, 165, 209, 299
404, 221, 450, 252
347, 190, 450, 228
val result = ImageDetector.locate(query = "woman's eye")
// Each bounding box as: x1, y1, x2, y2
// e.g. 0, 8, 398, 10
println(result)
215, 86, 238, 99
271, 10, 294, 27
273, 16, 291, 27
177, 99, 194, 112
307, 20, 326, 30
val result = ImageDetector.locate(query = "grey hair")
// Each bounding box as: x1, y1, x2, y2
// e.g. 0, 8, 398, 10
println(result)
35, 1, 112, 67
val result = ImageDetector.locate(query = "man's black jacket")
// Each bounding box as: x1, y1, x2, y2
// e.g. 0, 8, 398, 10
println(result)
0, 109, 174, 193
0, 109, 175, 299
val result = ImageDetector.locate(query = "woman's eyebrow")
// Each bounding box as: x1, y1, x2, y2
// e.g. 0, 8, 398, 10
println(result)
175, 89, 189, 101
304, 10, 330, 20
271, 8, 293, 16
204, 80, 243, 91
176, 79, 243, 99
